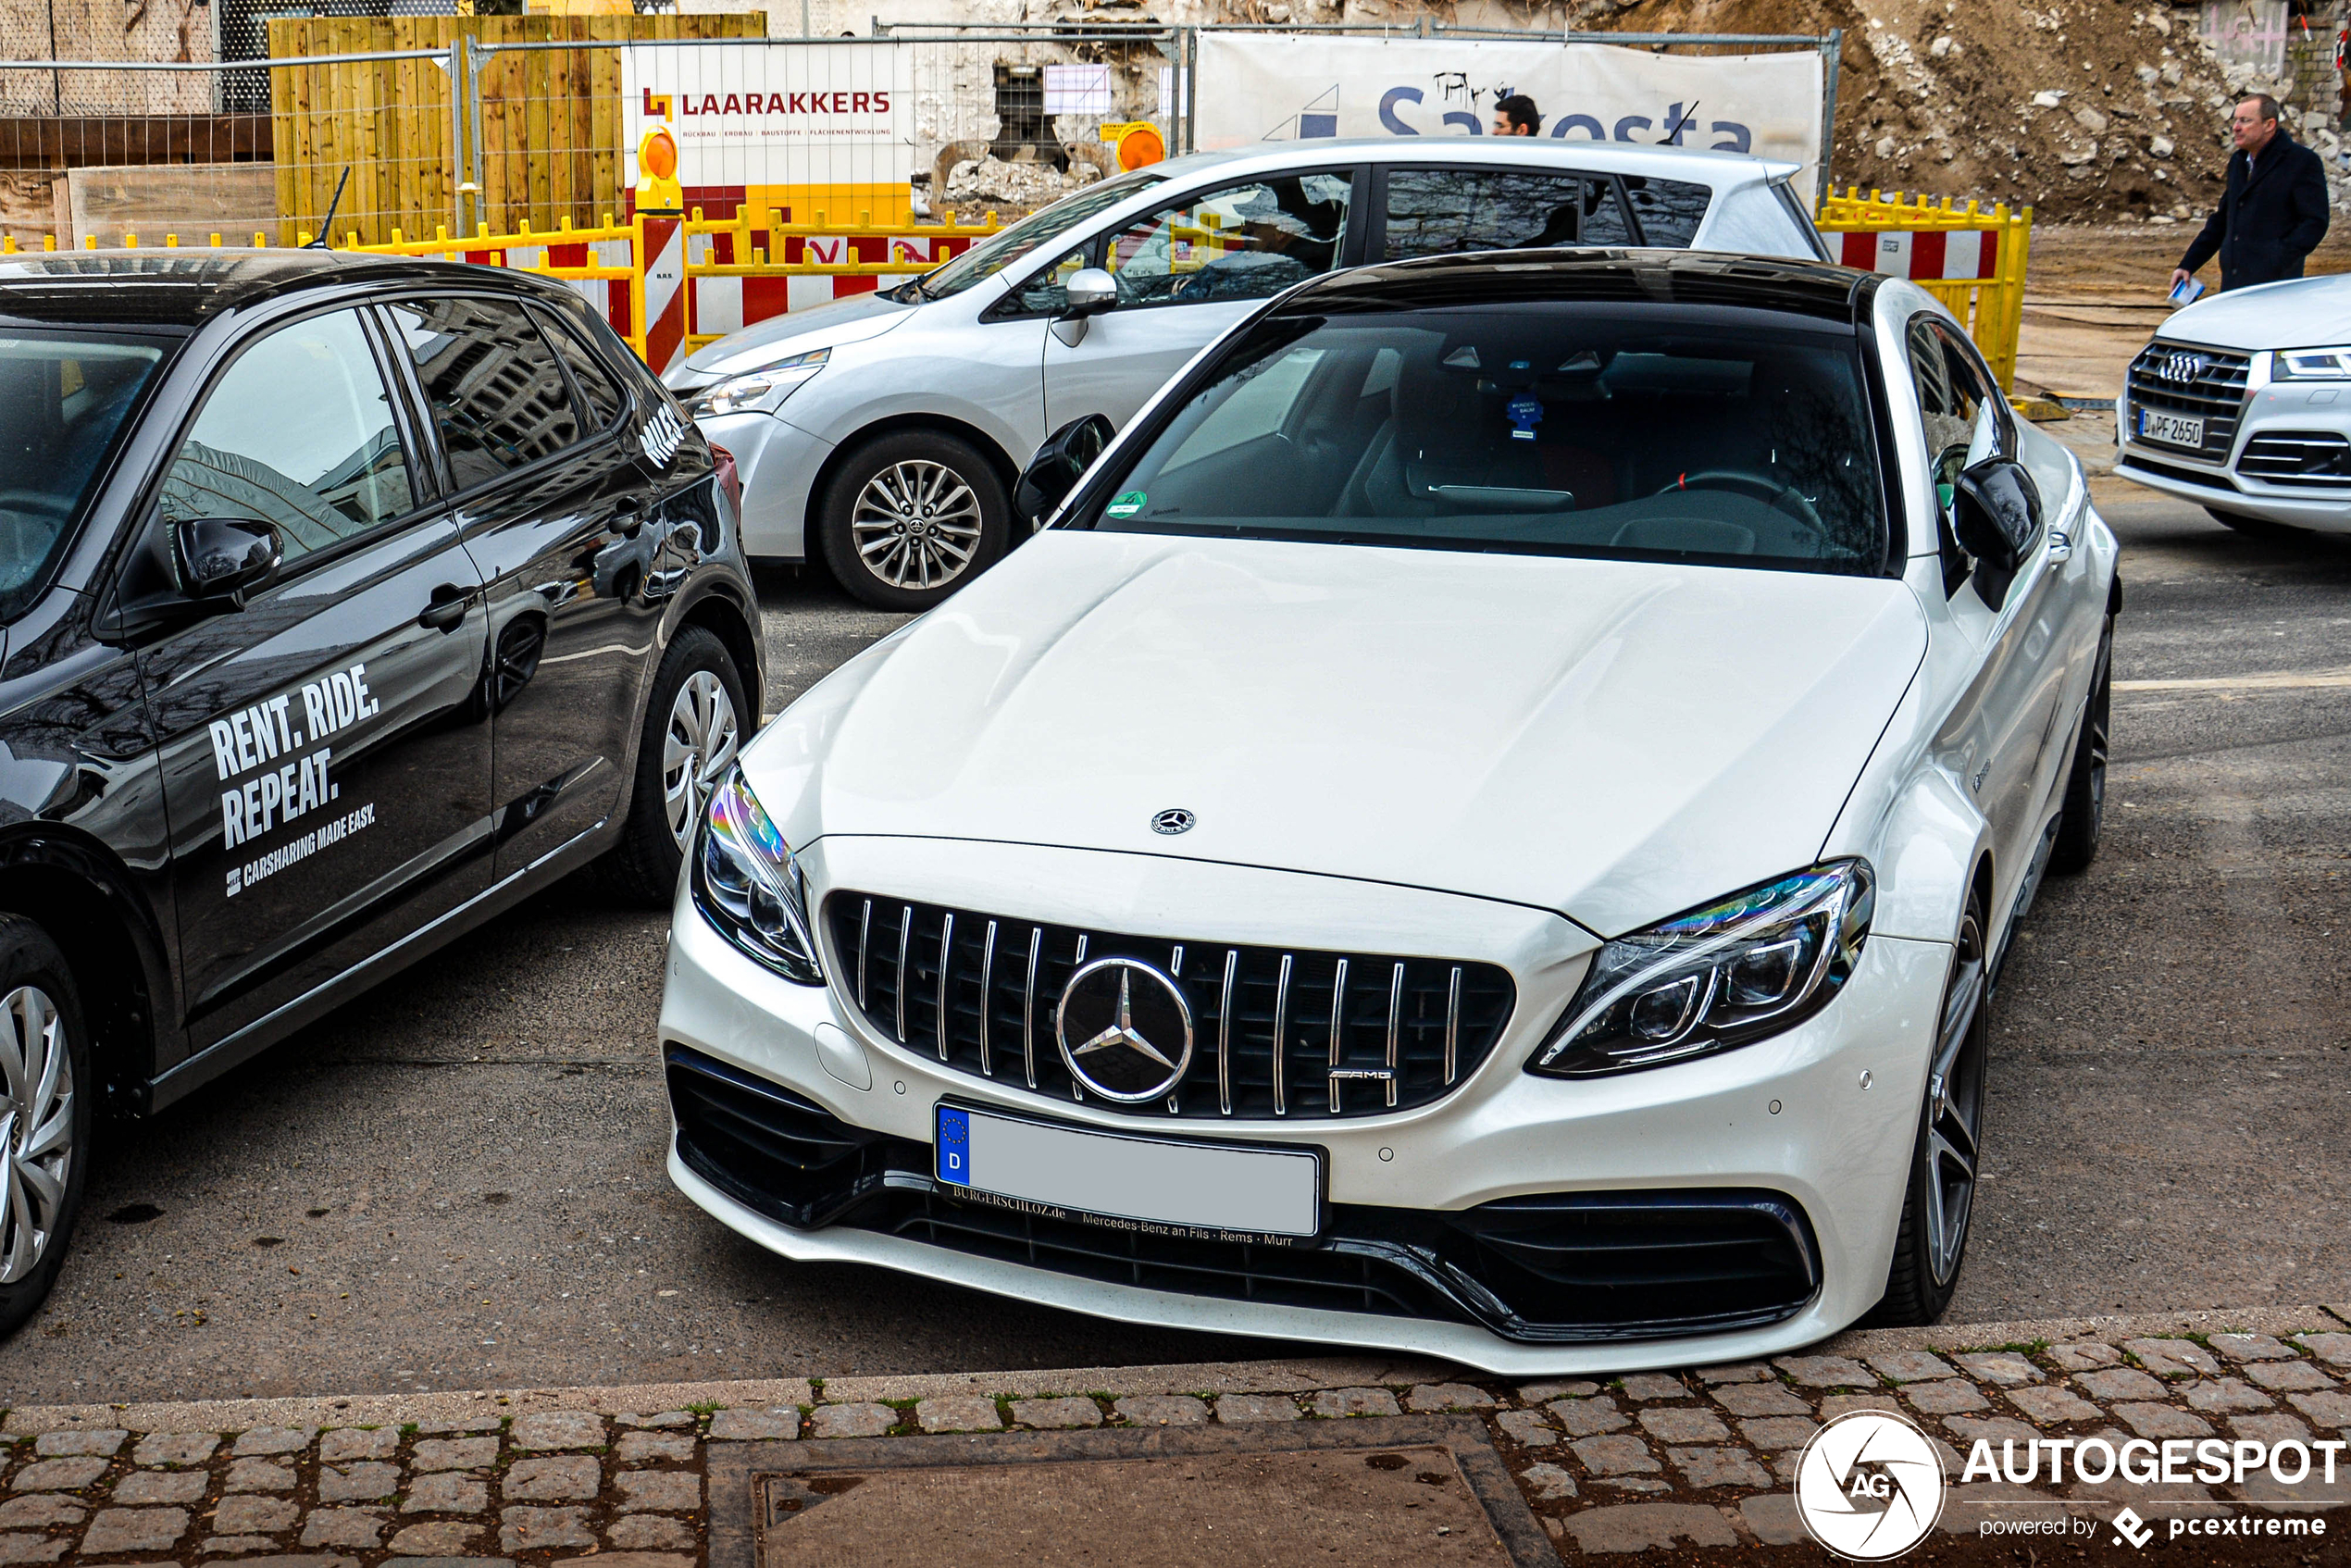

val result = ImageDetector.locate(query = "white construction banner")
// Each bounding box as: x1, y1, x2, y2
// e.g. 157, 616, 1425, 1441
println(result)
1196, 35, 1825, 198
620, 42, 915, 192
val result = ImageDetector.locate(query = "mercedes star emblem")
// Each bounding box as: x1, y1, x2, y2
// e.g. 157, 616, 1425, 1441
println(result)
1151, 807, 1195, 835
1054, 957, 1195, 1102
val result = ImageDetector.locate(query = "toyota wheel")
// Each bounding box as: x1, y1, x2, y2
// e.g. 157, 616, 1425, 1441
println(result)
603, 626, 748, 905
816, 430, 1009, 611
0, 916, 90, 1340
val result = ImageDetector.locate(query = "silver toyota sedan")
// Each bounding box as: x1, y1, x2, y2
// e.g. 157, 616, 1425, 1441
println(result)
665, 139, 1830, 607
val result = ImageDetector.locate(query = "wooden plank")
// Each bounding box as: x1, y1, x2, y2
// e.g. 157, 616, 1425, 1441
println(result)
68, 165, 279, 246
0, 171, 62, 248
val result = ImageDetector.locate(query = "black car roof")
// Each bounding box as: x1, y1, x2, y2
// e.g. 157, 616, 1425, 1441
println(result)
1278, 248, 1870, 325
0, 249, 570, 330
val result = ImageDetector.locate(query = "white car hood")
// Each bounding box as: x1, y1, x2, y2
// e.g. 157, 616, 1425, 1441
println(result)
753, 533, 1928, 938
674, 291, 914, 380
2164, 273, 2351, 351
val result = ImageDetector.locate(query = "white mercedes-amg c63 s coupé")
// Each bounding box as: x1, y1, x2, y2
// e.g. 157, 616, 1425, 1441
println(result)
656, 249, 2120, 1374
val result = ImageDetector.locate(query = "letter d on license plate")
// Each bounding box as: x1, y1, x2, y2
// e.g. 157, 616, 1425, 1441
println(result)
936, 1102, 1321, 1240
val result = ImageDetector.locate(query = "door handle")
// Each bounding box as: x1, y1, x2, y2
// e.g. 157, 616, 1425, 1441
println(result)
612, 493, 647, 539
2046, 527, 2074, 564
418, 582, 473, 632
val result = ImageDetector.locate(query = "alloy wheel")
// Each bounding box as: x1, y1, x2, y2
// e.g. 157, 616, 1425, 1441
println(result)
0, 985, 73, 1287
1925, 911, 1988, 1287
662, 669, 740, 849
850, 460, 984, 591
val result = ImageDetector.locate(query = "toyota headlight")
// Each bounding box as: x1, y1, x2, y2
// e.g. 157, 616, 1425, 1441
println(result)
1529, 861, 1872, 1078
682, 348, 828, 418
2274, 345, 2351, 380
690, 765, 823, 984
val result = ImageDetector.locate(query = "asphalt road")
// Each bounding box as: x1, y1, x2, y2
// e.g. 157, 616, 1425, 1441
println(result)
6, 488, 2349, 1407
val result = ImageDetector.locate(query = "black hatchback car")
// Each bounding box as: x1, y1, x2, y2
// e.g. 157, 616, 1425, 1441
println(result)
0, 251, 764, 1330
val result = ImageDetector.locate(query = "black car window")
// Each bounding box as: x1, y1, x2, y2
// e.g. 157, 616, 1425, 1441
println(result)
1098, 173, 1353, 308
529, 303, 625, 430
388, 297, 579, 492
0, 330, 168, 615
155, 308, 417, 565
1380, 169, 1624, 258
1620, 176, 1712, 246
1075, 305, 1887, 575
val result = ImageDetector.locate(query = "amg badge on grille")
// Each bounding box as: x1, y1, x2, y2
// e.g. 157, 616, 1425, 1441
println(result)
1151, 807, 1195, 835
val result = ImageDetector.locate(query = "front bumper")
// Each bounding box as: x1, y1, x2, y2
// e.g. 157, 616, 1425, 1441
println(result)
655, 836, 1953, 1375
2116, 371, 2351, 532
690, 408, 835, 560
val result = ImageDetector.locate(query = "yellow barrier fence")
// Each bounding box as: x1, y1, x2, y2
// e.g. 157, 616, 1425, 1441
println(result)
679, 206, 1000, 354
1817, 188, 2034, 392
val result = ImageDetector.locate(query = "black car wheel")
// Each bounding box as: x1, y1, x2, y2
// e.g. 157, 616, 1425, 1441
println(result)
2048, 613, 2113, 876
0, 915, 90, 1340
603, 626, 747, 905
816, 430, 1010, 611
1871, 894, 1988, 1327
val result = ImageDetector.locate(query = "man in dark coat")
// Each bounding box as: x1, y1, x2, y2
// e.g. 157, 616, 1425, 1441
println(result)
2171, 94, 2332, 292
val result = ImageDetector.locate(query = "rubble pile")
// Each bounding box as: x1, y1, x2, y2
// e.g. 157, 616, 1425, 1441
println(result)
1572, 0, 2329, 222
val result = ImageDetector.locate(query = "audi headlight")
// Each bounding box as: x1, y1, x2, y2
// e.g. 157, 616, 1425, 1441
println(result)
1529, 861, 1872, 1078
690, 766, 823, 984
682, 348, 828, 418
2274, 345, 2351, 380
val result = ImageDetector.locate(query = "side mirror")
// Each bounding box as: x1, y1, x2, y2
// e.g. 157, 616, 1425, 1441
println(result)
1014, 414, 1115, 531
173, 516, 282, 607
1950, 456, 2038, 608
1060, 268, 1118, 318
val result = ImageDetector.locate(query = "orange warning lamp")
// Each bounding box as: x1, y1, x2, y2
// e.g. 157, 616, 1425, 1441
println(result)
1100, 121, 1166, 171
636, 126, 682, 214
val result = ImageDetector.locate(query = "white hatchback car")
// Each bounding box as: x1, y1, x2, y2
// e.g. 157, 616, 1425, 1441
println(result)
666, 139, 1829, 607
655, 251, 2120, 1374
2116, 273, 2351, 533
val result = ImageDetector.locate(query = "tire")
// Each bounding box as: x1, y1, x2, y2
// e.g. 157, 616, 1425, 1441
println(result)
815, 430, 1010, 611
2206, 506, 2301, 539
0, 916, 92, 1341
2047, 613, 2113, 877
1869, 894, 1988, 1327
602, 626, 747, 906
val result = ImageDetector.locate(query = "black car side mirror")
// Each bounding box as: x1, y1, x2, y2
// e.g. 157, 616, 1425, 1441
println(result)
1014, 414, 1115, 532
1950, 456, 2039, 606
173, 516, 283, 607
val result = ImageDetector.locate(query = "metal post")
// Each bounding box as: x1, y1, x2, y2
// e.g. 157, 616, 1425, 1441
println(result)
1183, 25, 1198, 155
1818, 28, 1843, 205
448, 42, 468, 242
466, 35, 489, 238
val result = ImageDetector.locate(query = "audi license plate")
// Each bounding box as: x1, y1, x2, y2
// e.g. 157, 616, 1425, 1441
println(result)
934, 1102, 1322, 1242
2139, 408, 2205, 448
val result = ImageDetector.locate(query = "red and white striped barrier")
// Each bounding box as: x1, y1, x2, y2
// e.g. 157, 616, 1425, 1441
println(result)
1835, 228, 2000, 280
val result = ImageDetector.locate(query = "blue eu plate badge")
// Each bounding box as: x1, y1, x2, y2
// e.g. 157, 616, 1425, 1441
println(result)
936, 1105, 971, 1187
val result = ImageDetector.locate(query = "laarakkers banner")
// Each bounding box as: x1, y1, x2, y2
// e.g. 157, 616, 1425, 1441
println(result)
1196, 35, 1826, 200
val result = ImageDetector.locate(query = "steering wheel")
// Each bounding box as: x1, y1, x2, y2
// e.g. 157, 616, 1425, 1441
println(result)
1652, 469, 1828, 536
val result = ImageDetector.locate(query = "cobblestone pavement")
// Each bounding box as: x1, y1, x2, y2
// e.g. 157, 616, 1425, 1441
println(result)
6, 1307, 2350, 1562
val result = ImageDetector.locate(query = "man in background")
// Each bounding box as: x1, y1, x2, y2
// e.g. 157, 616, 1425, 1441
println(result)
2171, 94, 2329, 293
1492, 93, 1541, 136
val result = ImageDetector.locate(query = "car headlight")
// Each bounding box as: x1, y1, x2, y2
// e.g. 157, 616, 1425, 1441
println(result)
1528, 860, 1873, 1078
2274, 345, 2351, 380
690, 765, 823, 984
682, 348, 828, 418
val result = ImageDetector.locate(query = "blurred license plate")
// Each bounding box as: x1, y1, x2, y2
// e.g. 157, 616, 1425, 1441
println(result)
935, 1102, 1321, 1241
2140, 409, 2204, 447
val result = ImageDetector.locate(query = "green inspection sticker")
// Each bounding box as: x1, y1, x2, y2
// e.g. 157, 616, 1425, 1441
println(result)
1106, 490, 1147, 517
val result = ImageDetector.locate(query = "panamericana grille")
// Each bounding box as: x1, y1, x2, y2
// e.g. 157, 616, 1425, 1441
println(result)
2239, 429, 2351, 487
822, 893, 1515, 1120
2125, 341, 2252, 459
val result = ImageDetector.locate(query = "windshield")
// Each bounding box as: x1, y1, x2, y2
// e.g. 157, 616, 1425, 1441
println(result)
0, 330, 168, 616
1072, 305, 1887, 574
909, 168, 1164, 301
